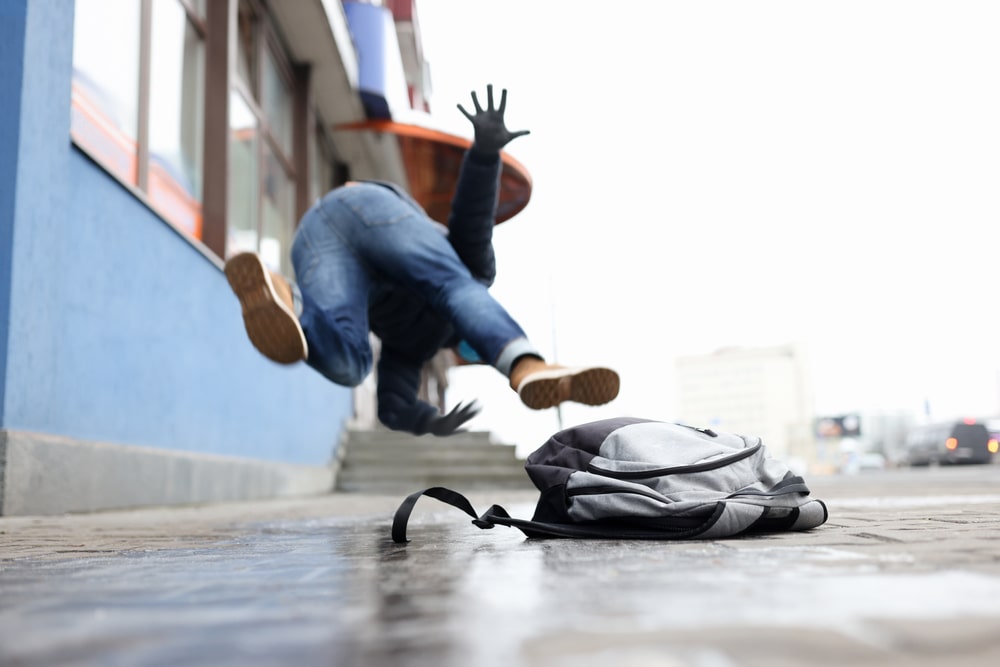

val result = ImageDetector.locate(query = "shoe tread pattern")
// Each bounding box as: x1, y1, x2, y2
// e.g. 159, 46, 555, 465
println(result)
520, 368, 620, 410
224, 254, 306, 365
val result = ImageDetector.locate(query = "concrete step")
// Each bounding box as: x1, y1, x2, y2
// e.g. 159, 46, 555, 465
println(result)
335, 469, 534, 494
337, 463, 530, 480
335, 428, 530, 493
344, 444, 520, 465
338, 458, 529, 480
343, 430, 495, 448
339, 461, 527, 477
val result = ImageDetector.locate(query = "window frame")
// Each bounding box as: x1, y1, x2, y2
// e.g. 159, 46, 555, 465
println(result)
70, 0, 322, 268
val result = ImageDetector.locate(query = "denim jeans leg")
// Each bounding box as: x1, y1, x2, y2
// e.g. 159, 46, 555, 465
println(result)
291, 206, 373, 387
324, 184, 539, 376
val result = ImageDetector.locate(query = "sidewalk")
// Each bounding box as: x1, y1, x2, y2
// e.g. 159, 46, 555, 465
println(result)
2, 466, 1000, 666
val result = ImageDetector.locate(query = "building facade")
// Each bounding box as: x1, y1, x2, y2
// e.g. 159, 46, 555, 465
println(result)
674, 344, 816, 467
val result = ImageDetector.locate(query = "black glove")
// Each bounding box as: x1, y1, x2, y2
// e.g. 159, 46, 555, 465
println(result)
426, 401, 481, 437
457, 85, 530, 158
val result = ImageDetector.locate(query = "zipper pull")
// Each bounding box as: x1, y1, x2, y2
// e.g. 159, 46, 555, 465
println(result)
675, 423, 718, 437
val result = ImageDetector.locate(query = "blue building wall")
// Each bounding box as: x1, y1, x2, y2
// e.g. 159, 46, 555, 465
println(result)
0, 0, 352, 466
0, 0, 28, 427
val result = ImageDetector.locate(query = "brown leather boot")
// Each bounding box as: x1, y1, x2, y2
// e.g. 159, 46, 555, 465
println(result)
509, 356, 552, 391
269, 270, 295, 313
224, 252, 307, 364
510, 356, 620, 410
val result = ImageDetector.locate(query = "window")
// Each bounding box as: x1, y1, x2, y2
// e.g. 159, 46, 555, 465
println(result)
71, 0, 206, 239
148, 0, 205, 237
260, 145, 295, 274
263, 48, 293, 158
236, 1, 259, 101
71, 0, 141, 184
69, 0, 338, 273
227, 90, 260, 256
226, 0, 298, 276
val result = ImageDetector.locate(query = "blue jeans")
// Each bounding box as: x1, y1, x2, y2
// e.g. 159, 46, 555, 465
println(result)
290, 182, 538, 387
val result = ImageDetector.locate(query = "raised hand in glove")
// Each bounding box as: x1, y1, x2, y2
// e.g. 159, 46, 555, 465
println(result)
426, 401, 481, 437
457, 85, 530, 158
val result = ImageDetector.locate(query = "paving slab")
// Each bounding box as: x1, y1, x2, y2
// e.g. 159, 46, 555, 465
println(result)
2, 466, 1000, 666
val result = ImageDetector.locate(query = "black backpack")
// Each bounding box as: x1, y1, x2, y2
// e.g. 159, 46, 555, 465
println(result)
392, 417, 828, 542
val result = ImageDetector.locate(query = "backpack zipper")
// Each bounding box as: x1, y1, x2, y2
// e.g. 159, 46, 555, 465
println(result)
586, 441, 762, 480
675, 423, 719, 437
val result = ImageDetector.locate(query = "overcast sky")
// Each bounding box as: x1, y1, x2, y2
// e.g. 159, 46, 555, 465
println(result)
413, 0, 1000, 452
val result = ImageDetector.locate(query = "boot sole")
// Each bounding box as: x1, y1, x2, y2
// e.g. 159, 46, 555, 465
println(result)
224, 253, 307, 365
518, 367, 620, 410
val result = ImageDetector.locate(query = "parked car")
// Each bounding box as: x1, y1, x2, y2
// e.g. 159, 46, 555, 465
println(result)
904, 419, 997, 466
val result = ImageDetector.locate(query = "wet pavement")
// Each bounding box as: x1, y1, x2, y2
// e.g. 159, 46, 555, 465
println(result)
2, 466, 1000, 666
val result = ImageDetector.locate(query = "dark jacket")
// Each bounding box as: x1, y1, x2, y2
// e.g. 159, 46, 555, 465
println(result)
370, 150, 502, 434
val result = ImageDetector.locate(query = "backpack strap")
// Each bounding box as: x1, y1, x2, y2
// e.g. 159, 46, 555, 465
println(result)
392, 487, 735, 542
391, 486, 508, 543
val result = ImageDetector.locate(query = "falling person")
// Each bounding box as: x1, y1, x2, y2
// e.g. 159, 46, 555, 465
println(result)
224, 86, 619, 436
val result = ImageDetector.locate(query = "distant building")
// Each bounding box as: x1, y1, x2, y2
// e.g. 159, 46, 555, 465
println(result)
674, 344, 815, 464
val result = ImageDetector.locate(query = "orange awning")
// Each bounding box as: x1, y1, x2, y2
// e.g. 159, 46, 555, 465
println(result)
336, 120, 532, 225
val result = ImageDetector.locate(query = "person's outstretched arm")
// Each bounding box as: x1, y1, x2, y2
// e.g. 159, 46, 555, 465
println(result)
448, 85, 530, 286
